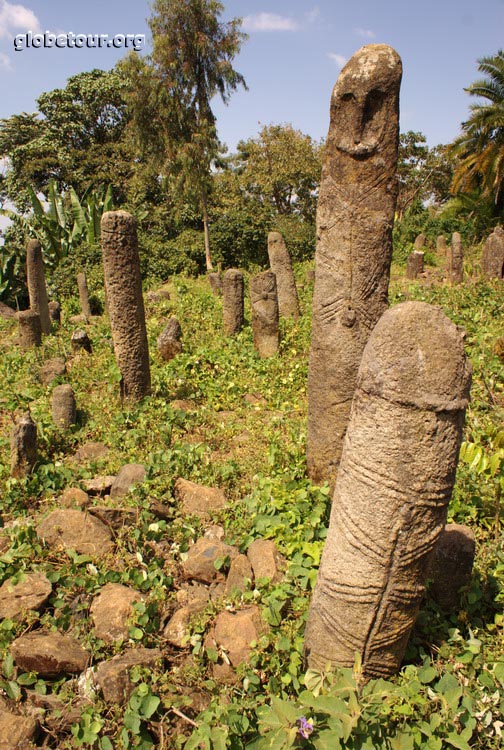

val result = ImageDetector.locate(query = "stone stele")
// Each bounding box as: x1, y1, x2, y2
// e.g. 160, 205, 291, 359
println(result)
267, 231, 300, 319
11, 411, 37, 478
26, 238, 51, 335
16, 309, 41, 349
52, 384, 77, 429
481, 225, 504, 279
250, 270, 279, 358
222, 268, 244, 336
77, 271, 92, 319
101, 211, 151, 400
448, 231, 464, 284
304, 302, 471, 679
307, 44, 402, 485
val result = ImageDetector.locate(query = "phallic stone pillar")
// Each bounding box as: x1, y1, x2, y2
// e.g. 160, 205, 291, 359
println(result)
222, 269, 244, 336
448, 232, 464, 284
71, 329, 92, 354
406, 251, 424, 280
304, 301, 471, 679
413, 233, 426, 250
307, 45, 402, 485
17, 310, 42, 349
77, 272, 92, 319
157, 317, 182, 361
250, 270, 279, 358
436, 235, 448, 257
26, 239, 51, 335
208, 273, 222, 296
428, 524, 475, 611
11, 412, 37, 478
267, 231, 300, 319
52, 385, 77, 429
48, 301, 61, 325
101, 211, 151, 400
481, 226, 504, 279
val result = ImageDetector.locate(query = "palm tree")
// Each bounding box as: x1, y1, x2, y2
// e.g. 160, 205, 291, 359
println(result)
449, 50, 504, 215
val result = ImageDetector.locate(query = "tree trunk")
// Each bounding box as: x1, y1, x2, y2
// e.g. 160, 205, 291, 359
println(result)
201, 189, 213, 271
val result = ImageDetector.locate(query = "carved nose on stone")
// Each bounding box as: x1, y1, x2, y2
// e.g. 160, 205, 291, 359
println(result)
341, 307, 356, 328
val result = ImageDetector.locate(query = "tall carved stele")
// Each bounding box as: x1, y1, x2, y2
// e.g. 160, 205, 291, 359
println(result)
304, 302, 471, 679
307, 45, 402, 485
101, 211, 151, 401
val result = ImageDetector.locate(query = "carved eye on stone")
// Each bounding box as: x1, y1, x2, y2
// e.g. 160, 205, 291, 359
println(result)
341, 92, 356, 102
362, 89, 386, 135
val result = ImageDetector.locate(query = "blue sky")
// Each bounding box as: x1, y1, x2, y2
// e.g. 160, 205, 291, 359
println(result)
0, 0, 503, 154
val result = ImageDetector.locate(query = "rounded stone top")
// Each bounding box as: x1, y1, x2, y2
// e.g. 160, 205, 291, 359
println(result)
16, 309, 40, 320
26, 238, 42, 252
101, 210, 137, 234
268, 231, 283, 242
336, 44, 402, 88
357, 301, 472, 411
223, 268, 243, 278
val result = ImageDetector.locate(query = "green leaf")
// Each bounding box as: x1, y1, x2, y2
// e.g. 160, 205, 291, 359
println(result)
140, 694, 160, 719
418, 665, 437, 684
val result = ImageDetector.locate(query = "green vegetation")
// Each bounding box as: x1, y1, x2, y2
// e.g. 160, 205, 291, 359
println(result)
0, 264, 502, 748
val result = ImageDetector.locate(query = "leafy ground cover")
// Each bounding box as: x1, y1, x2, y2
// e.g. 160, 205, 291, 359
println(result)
0, 254, 502, 749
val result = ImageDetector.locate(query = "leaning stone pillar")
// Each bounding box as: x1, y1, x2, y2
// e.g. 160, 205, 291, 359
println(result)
307, 45, 402, 485
413, 233, 426, 251
11, 412, 38, 478
222, 269, 244, 336
481, 226, 504, 279
250, 270, 279, 357
304, 301, 471, 679
101, 211, 151, 401
449, 232, 464, 284
26, 239, 51, 335
17, 310, 42, 349
436, 235, 448, 257
267, 232, 300, 319
77, 272, 92, 319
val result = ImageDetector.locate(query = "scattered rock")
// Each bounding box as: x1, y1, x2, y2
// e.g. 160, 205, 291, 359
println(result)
94, 648, 162, 704
82, 476, 116, 496
72, 442, 110, 463
71, 329, 92, 353
90, 583, 144, 643
247, 539, 285, 583
39, 357, 66, 385
0, 708, 38, 750
170, 400, 195, 412
243, 392, 267, 407
163, 599, 206, 648
182, 537, 238, 584
36, 509, 113, 557
10, 631, 90, 677
24, 690, 86, 735
59, 488, 90, 509
206, 606, 266, 683
88, 506, 138, 530
149, 499, 173, 521
157, 317, 182, 361
0, 301, 16, 320
110, 464, 146, 499
429, 524, 476, 611
0, 572, 52, 620
225, 554, 253, 594
174, 478, 227, 519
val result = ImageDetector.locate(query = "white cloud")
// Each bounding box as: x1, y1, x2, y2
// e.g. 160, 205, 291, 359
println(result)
355, 27, 376, 39
242, 13, 300, 32
0, 0, 41, 38
328, 52, 347, 67
0, 50, 12, 69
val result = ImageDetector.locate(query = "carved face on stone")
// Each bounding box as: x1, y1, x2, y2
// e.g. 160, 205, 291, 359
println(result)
330, 45, 402, 157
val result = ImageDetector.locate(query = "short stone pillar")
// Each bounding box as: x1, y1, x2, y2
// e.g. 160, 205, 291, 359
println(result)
250, 270, 279, 358
77, 272, 92, 319
222, 269, 244, 336
267, 231, 300, 319
428, 524, 475, 611
71, 329, 92, 353
413, 233, 426, 251
157, 317, 182, 361
481, 226, 504, 279
26, 239, 51, 335
101, 211, 151, 401
406, 251, 424, 279
11, 412, 37, 478
52, 385, 77, 429
448, 232, 464, 284
208, 273, 222, 296
17, 310, 42, 349
48, 301, 61, 325
304, 301, 471, 679
307, 45, 402, 485
436, 235, 448, 256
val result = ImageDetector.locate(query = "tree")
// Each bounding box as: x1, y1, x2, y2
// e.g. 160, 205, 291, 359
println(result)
396, 132, 452, 219
449, 50, 504, 216
125, 0, 247, 271
232, 124, 322, 223
0, 69, 132, 210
